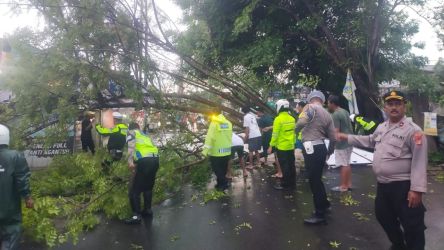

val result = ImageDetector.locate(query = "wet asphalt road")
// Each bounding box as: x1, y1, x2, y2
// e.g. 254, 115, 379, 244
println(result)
25, 164, 444, 250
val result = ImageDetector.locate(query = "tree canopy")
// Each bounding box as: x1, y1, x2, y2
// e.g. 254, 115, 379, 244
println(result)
175, 0, 440, 120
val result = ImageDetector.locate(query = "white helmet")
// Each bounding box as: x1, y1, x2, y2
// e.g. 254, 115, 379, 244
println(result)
112, 111, 123, 119
276, 99, 290, 113
0, 124, 10, 145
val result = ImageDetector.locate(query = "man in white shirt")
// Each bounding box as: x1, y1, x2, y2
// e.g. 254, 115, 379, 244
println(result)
242, 106, 262, 169
226, 133, 248, 179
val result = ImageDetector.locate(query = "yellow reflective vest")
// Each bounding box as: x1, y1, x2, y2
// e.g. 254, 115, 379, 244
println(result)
270, 111, 296, 151
95, 123, 128, 150
203, 114, 232, 157
132, 130, 158, 160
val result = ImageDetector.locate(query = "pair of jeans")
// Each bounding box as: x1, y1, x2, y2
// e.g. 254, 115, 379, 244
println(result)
128, 157, 159, 215
209, 156, 230, 189
375, 181, 426, 250
303, 143, 330, 217
276, 150, 296, 187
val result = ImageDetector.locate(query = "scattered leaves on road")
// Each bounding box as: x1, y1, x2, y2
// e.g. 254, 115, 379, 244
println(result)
353, 212, 370, 221
329, 241, 341, 248
234, 222, 252, 234
203, 190, 227, 203
130, 244, 143, 250
340, 194, 360, 206
170, 235, 180, 242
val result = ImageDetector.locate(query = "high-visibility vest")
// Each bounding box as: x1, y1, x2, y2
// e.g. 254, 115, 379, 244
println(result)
270, 111, 296, 151
355, 116, 376, 131
95, 123, 128, 135
95, 123, 128, 150
203, 114, 232, 157
133, 130, 158, 160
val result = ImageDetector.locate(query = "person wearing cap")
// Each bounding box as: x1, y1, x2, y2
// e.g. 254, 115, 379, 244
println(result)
268, 99, 296, 190
0, 124, 34, 250
256, 107, 282, 178
124, 122, 159, 224
95, 111, 128, 166
81, 111, 96, 154
296, 90, 336, 225
337, 90, 427, 250
202, 108, 232, 190
327, 95, 354, 192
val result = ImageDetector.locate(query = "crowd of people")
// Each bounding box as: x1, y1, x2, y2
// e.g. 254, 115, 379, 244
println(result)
202, 90, 428, 250
0, 90, 429, 250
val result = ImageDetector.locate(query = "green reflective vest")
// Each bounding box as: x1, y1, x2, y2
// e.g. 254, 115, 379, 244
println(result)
95, 123, 128, 135
96, 123, 128, 150
203, 114, 232, 157
355, 116, 376, 131
270, 111, 296, 151
133, 130, 158, 160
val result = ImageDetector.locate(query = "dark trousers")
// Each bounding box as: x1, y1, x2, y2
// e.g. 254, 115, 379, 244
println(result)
260, 133, 272, 159
0, 223, 21, 250
209, 156, 230, 189
375, 181, 426, 250
102, 149, 123, 171
81, 138, 95, 154
276, 150, 296, 187
303, 144, 330, 217
129, 157, 159, 215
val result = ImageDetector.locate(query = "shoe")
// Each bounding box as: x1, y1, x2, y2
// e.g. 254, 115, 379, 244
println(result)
313, 207, 332, 216
141, 209, 153, 218
389, 244, 407, 250
124, 215, 142, 224
304, 216, 327, 225
330, 186, 349, 192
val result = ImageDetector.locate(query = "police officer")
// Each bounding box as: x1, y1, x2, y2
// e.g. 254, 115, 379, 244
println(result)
0, 124, 34, 250
124, 123, 159, 224
96, 112, 128, 166
338, 90, 427, 250
350, 114, 378, 135
268, 99, 296, 189
202, 108, 232, 190
296, 90, 336, 225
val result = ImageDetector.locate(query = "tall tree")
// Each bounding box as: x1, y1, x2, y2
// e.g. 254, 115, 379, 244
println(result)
175, 0, 429, 120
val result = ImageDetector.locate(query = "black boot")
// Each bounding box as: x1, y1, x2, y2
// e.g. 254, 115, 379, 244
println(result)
303, 215, 327, 225
124, 214, 142, 224
141, 209, 153, 218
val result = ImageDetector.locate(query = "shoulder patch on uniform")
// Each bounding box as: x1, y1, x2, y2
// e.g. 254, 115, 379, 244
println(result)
413, 131, 423, 145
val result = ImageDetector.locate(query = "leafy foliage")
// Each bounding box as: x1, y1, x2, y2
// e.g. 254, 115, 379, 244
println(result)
23, 144, 208, 247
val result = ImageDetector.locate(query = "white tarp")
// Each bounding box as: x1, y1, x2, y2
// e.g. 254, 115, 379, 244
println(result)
325, 139, 373, 168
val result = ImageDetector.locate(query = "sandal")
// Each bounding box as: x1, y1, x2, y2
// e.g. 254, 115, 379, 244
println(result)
330, 186, 349, 192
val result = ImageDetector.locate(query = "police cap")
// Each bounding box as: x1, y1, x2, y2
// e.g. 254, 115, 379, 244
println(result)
383, 90, 406, 102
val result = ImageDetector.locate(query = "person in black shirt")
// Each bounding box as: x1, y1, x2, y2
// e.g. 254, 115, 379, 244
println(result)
256, 107, 282, 178
81, 111, 95, 154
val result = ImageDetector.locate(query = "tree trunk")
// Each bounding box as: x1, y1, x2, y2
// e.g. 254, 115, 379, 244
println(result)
408, 92, 437, 152
353, 72, 384, 122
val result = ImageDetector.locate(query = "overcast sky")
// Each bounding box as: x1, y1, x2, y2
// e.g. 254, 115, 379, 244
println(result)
0, 1, 442, 64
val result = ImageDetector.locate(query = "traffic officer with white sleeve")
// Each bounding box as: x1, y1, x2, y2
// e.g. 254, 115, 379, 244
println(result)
338, 90, 427, 250
296, 90, 336, 225
124, 122, 159, 224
